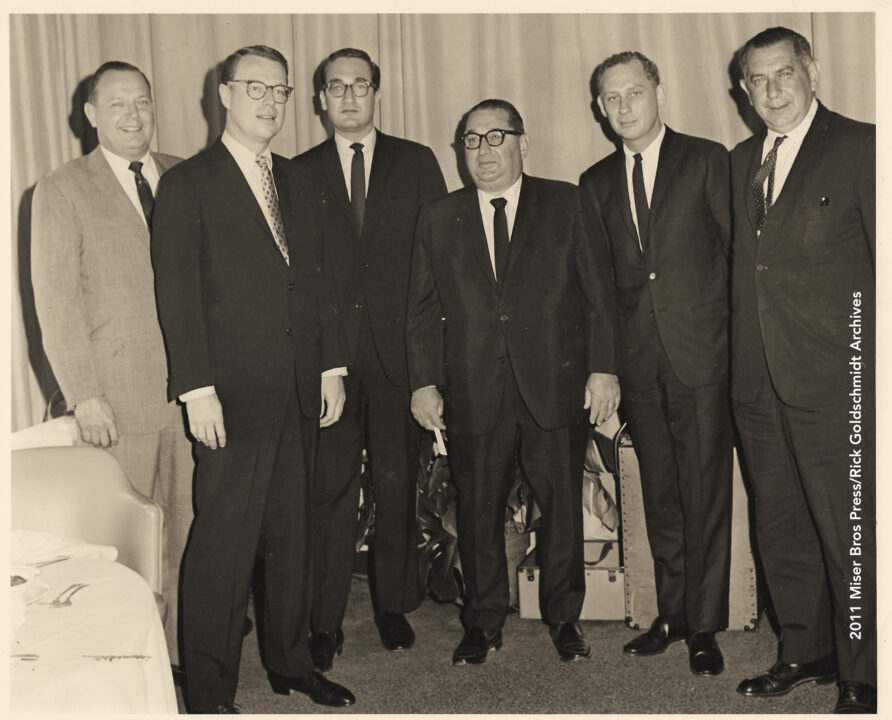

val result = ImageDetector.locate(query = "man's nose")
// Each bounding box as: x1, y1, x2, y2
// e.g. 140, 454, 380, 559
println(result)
765, 78, 781, 99
477, 139, 493, 155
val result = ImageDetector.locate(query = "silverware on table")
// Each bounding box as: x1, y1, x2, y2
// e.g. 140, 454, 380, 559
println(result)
39, 583, 90, 608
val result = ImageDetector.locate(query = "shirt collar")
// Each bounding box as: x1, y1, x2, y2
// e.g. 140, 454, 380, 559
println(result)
100, 145, 153, 175
477, 173, 523, 206
222, 130, 272, 167
622, 122, 666, 165
766, 97, 819, 147
334, 127, 377, 156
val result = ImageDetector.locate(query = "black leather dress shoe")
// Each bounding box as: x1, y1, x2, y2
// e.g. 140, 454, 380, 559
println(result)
550, 622, 592, 662
452, 627, 503, 665
623, 616, 688, 655
737, 653, 837, 697
267, 669, 356, 706
375, 611, 415, 651
309, 628, 344, 672
213, 702, 240, 713
834, 681, 877, 713
687, 632, 724, 676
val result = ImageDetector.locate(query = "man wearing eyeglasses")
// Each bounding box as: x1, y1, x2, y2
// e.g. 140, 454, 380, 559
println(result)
31, 60, 191, 671
292, 47, 446, 670
578, 51, 733, 678
406, 99, 619, 664
152, 45, 353, 714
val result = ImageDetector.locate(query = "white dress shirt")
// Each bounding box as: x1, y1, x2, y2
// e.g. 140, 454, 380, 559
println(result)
476, 174, 523, 278
180, 132, 345, 404
758, 97, 818, 202
622, 123, 665, 250
334, 128, 376, 200
100, 146, 160, 228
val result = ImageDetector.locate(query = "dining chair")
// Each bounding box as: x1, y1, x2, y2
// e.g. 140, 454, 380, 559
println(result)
11, 446, 164, 605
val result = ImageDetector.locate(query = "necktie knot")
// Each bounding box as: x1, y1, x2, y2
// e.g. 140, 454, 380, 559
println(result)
490, 197, 507, 211
129, 160, 144, 174
633, 153, 643, 166
351, 142, 364, 155
255, 154, 269, 170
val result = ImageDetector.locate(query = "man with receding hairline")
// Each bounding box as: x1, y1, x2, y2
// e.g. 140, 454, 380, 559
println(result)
152, 44, 354, 713
31, 59, 192, 669
579, 50, 733, 678
731, 26, 875, 713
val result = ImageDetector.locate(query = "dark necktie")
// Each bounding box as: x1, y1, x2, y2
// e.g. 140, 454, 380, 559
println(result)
491, 197, 509, 284
128, 160, 154, 229
632, 153, 649, 251
254, 155, 290, 264
350, 142, 366, 235
751, 135, 787, 231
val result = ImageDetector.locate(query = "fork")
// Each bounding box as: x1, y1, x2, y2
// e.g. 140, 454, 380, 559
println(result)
39, 583, 90, 608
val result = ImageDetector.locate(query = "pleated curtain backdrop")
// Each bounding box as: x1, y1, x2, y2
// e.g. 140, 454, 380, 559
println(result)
10, 12, 876, 430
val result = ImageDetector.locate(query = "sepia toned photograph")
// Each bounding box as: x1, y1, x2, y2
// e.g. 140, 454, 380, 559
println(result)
8, 9, 878, 716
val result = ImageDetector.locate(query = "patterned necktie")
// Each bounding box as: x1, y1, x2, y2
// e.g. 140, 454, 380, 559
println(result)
751, 135, 787, 231
128, 161, 154, 229
491, 197, 509, 284
350, 142, 366, 236
255, 155, 289, 265
632, 153, 649, 251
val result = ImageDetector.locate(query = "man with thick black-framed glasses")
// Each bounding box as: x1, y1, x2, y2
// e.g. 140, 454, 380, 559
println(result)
407, 98, 618, 665
292, 47, 446, 673
152, 44, 354, 714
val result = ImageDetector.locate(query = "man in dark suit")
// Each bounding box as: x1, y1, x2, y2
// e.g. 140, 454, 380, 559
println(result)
292, 48, 447, 668
407, 98, 619, 665
578, 51, 732, 677
31, 61, 192, 667
152, 45, 354, 714
731, 27, 875, 713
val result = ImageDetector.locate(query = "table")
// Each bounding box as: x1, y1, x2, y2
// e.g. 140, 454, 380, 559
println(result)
10, 556, 177, 713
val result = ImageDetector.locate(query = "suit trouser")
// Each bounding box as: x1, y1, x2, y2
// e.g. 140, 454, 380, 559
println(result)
181, 394, 315, 712
313, 314, 423, 632
108, 401, 194, 666
449, 367, 588, 633
734, 363, 876, 685
622, 345, 733, 632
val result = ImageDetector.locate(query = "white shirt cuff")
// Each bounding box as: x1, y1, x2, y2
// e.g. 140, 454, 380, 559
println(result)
179, 386, 216, 402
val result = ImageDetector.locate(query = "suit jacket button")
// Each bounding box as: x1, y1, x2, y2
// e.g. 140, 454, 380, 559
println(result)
500, 314, 509, 323
756, 264, 766, 271
648, 272, 656, 280
497, 356, 506, 364
355, 302, 364, 310
360, 262, 369, 271
285, 328, 292, 336
287, 282, 295, 291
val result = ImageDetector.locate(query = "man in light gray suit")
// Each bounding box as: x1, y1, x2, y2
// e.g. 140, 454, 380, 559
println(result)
31, 60, 192, 668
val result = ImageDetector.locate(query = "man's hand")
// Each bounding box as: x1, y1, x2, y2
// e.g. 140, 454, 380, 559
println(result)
584, 372, 620, 426
186, 393, 226, 449
411, 386, 446, 431
74, 396, 119, 448
320, 375, 346, 428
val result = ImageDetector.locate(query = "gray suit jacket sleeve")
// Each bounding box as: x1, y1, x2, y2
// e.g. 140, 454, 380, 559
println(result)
31, 171, 105, 409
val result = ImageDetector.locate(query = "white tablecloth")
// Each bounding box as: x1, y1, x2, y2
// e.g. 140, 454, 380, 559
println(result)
10, 556, 177, 713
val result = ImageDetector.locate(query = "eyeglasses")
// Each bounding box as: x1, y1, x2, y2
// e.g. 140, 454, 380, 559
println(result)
461, 129, 522, 150
324, 81, 374, 98
228, 80, 293, 104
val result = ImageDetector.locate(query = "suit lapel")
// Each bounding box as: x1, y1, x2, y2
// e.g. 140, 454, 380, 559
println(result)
85, 147, 149, 243
743, 133, 765, 235
610, 151, 639, 250
272, 157, 295, 261
366, 131, 394, 212
649, 128, 679, 223
461, 187, 498, 288
503, 174, 536, 283
770, 103, 829, 216
319, 137, 357, 236
210, 139, 284, 263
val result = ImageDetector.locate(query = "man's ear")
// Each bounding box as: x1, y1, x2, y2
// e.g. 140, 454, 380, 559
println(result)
807, 59, 821, 93
596, 96, 607, 117
84, 102, 98, 129
519, 133, 530, 159
319, 89, 328, 112
739, 78, 754, 106
219, 82, 231, 111
655, 84, 666, 108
